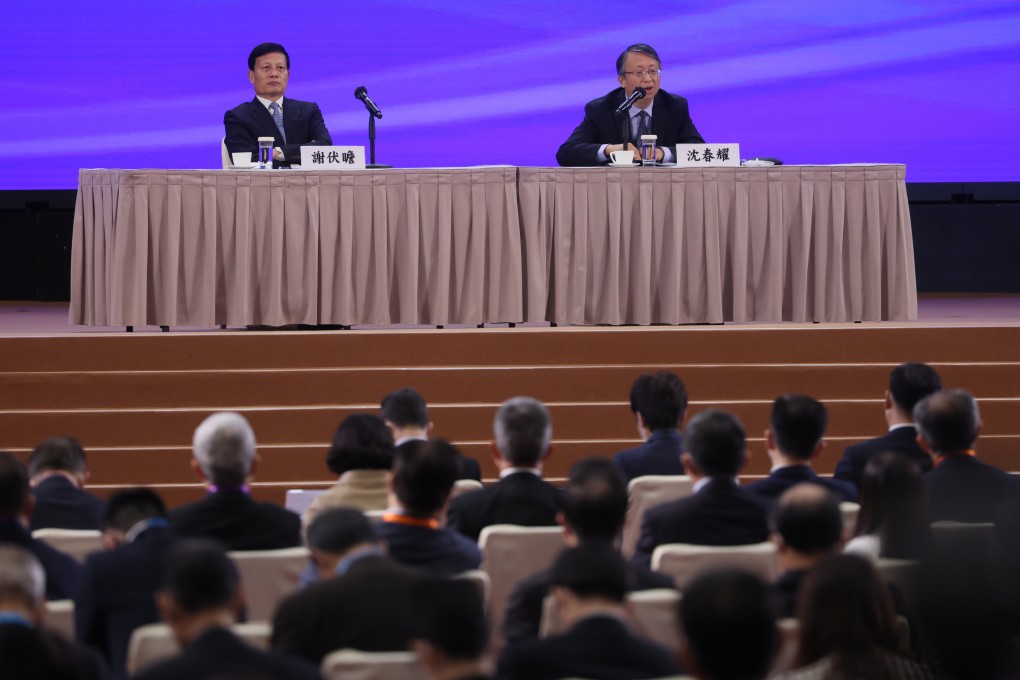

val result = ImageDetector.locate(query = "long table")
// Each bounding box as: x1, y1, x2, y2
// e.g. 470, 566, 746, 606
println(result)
70, 164, 917, 327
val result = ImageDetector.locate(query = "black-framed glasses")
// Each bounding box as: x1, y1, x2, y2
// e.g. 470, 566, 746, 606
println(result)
622, 69, 661, 79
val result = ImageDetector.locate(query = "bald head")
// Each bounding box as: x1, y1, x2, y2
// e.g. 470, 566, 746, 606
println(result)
772, 483, 843, 556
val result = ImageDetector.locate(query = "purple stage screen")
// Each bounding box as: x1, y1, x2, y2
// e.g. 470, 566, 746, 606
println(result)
5, 1, 1019, 189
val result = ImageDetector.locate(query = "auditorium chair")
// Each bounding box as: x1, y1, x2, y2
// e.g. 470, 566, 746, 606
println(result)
228, 546, 310, 620
621, 475, 695, 559
126, 621, 271, 676
43, 599, 74, 640
651, 542, 779, 590
875, 557, 922, 606
283, 488, 325, 515
454, 569, 492, 610
220, 137, 231, 169
539, 588, 681, 652
320, 649, 426, 680
839, 501, 861, 541
32, 528, 104, 564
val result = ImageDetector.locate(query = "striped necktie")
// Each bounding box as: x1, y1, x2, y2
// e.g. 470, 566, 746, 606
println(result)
636, 110, 650, 138
269, 101, 287, 143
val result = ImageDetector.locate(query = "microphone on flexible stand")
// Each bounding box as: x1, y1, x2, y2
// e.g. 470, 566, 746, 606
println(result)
353, 86, 390, 168
354, 86, 383, 119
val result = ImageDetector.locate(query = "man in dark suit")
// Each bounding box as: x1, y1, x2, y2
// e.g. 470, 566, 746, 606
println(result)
27, 436, 105, 531
497, 543, 681, 680
272, 507, 423, 663
633, 410, 771, 568
447, 397, 562, 541
75, 488, 176, 680
612, 371, 688, 482
556, 43, 703, 167
745, 394, 858, 503
134, 540, 320, 680
223, 42, 332, 168
503, 457, 673, 643
916, 389, 1020, 523
169, 412, 300, 550
834, 362, 942, 488
0, 452, 81, 601
381, 387, 483, 481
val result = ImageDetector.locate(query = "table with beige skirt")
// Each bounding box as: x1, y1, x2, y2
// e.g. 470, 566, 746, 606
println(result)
70, 164, 916, 327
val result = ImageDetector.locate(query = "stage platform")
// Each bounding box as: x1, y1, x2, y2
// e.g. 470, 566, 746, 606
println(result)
2, 294, 1019, 507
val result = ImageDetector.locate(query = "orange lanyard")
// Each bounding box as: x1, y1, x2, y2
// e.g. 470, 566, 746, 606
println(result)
934, 449, 977, 468
381, 513, 439, 529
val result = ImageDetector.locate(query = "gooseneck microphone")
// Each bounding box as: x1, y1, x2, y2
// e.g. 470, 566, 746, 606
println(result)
354, 86, 383, 119
614, 87, 646, 114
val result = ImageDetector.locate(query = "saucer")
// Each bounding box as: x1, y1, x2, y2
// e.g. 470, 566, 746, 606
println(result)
608, 162, 640, 167
227, 163, 259, 170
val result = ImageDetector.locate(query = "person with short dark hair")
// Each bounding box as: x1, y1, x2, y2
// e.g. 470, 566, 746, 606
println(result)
381, 388, 482, 480
746, 395, 858, 502
27, 436, 106, 531
556, 44, 703, 167
447, 397, 562, 541
834, 362, 942, 487
633, 410, 770, 568
497, 543, 681, 680
845, 451, 930, 561
409, 577, 492, 680
612, 372, 689, 481
223, 42, 332, 168
679, 569, 777, 680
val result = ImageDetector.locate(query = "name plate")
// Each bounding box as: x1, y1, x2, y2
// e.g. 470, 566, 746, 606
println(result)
674, 143, 740, 167
300, 145, 366, 170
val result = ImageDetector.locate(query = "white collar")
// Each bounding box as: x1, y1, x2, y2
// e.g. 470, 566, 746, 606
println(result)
629, 99, 654, 120
256, 95, 285, 110
693, 475, 737, 493
499, 467, 542, 479
394, 434, 428, 447
889, 423, 914, 432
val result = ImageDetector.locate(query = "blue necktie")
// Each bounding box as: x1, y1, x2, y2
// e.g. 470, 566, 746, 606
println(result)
636, 111, 650, 139
269, 101, 287, 144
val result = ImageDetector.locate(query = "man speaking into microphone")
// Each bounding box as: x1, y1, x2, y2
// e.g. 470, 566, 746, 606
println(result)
556, 44, 703, 167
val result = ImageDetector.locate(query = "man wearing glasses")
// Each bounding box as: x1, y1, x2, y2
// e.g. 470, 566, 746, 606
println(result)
224, 42, 332, 168
556, 44, 703, 167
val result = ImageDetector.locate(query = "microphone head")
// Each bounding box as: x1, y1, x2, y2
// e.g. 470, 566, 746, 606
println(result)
633, 87, 646, 99
354, 86, 368, 100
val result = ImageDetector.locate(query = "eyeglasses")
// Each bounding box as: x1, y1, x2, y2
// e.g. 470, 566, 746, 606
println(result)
622, 69, 662, 79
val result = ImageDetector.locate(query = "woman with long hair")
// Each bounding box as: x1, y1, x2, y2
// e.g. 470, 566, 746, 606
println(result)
845, 451, 930, 561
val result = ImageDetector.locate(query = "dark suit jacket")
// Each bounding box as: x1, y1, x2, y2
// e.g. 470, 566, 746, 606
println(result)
833, 426, 933, 487
134, 626, 320, 680
556, 88, 703, 167
612, 429, 684, 483
74, 524, 176, 680
745, 464, 859, 503
223, 97, 332, 166
633, 477, 771, 568
29, 475, 106, 531
0, 622, 107, 680
272, 553, 422, 663
924, 455, 1020, 523
0, 517, 81, 600
497, 614, 681, 680
446, 472, 563, 541
169, 490, 300, 551
375, 519, 481, 575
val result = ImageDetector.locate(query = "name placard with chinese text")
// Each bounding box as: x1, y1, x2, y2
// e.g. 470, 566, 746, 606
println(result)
674, 143, 740, 168
300, 146, 366, 170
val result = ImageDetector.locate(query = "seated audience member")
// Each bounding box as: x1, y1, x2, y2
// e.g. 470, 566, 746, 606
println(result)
381, 387, 482, 480
302, 413, 394, 532
834, 362, 942, 487
497, 543, 681, 680
409, 577, 492, 680
0, 452, 80, 600
612, 371, 688, 482
773, 554, 930, 680
556, 43, 703, 167
745, 394, 857, 503
678, 569, 777, 680
27, 436, 105, 531
0, 545, 106, 680
134, 540, 320, 680
503, 457, 672, 643
75, 488, 176, 680
272, 508, 422, 663
845, 451, 930, 561
377, 439, 481, 574
633, 410, 770, 568
447, 397, 562, 541
170, 412, 300, 550
915, 389, 1020, 523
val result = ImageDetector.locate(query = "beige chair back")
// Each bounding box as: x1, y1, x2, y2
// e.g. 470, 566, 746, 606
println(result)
455, 569, 492, 609
771, 617, 801, 674
284, 489, 326, 515
451, 478, 483, 500
622, 476, 694, 559
127, 622, 270, 676
321, 649, 426, 680
221, 137, 231, 168
32, 528, 103, 564
229, 547, 310, 620
651, 542, 778, 590
875, 557, 922, 606
43, 599, 75, 639
839, 501, 861, 541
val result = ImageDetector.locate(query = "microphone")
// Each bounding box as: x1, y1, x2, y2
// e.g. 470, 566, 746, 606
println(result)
354, 86, 383, 119
614, 87, 646, 114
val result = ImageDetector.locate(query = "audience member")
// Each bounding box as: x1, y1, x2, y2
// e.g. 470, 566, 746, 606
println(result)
169, 412, 300, 550
834, 362, 942, 487
633, 410, 770, 567
447, 397, 561, 541
745, 394, 857, 502
409, 577, 492, 680
915, 389, 1020, 522
27, 436, 105, 531
497, 543, 681, 680
503, 457, 672, 643
133, 540, 320, 680
678, 569, 777, 680
272, 508, 422, 663
612, 371, 688, 482
0, 452, 80, 600
845, 451, 930, 561
381, 387, 481, 480
377, 439, 481, 574
75, 487, 175, 680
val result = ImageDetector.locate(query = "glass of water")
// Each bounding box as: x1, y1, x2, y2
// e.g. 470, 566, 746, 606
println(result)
257, 136, 274, 169
639, 135, 658, 166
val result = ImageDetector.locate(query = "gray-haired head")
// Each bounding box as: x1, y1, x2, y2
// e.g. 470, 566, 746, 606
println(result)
192, 412, 256, 486
0, 545, 45, 608
913, 389, 981, 455
493, 397, 552, 467
616, 44, 661, 75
